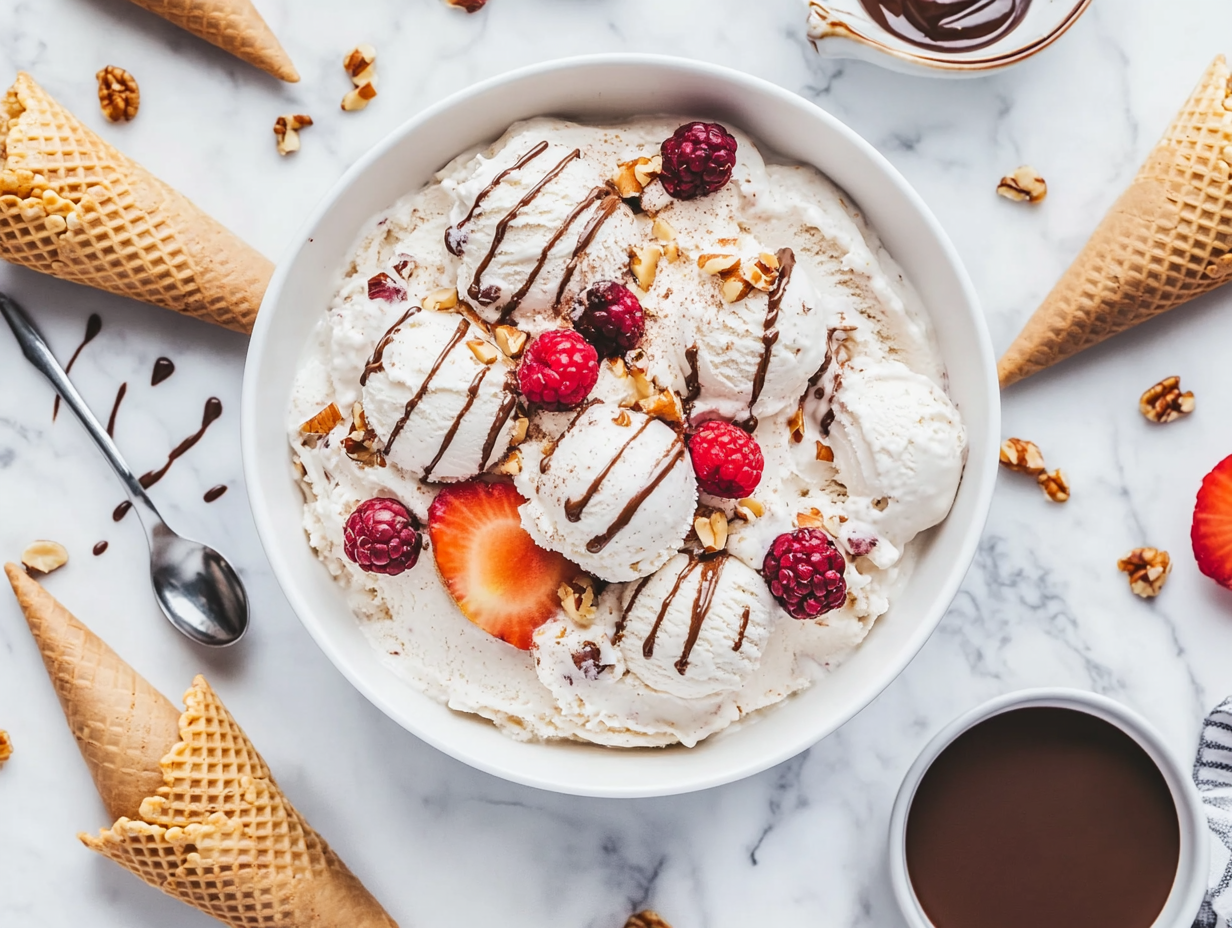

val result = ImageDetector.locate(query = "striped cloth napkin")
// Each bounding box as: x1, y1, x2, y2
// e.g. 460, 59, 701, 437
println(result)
1195, 697, 1232, 927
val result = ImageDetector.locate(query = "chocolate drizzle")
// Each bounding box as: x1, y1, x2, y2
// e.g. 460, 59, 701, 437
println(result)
383, 317, 470, 453
585, 433, 685, 554
683, 345, 701, 410
640, 553, 729, 675
480, 372, 520, 470
564, 417, 655, 523
137, 397, 223, 490
745, 247, 796, 429
642, 558, 695, 660
540, 398, 601, 475
551, 190, 623, 308
105, 382, 127, 437
733, 606, 751, 652
53, 313, 102, 421
447, 140, 549, 256
423, 364, 490, 479
468, 148, 582, 306
151, 357, 175, 386
361, 306, 420, 386
613, 575, 649, 645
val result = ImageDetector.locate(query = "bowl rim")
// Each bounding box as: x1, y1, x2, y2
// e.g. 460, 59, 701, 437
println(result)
887, 688, 1210, 928
242, 52, 1000, 796
806, 0, 1092, 72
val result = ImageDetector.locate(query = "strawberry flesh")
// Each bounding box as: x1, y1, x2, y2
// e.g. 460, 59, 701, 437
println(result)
1192, 454, 1232, 589
428, 480, 575, 649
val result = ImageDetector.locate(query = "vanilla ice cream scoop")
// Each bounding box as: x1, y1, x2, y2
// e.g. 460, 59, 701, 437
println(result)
360, 309, 518, 482
691, 248, 830, 425
517, 402, 696, 582
445, 136, 636, 325
826, 358, 966, 545
618, 552, 775, 699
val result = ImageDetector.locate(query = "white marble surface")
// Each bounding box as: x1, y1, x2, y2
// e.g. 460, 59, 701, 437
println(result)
3, 1, 1232, 925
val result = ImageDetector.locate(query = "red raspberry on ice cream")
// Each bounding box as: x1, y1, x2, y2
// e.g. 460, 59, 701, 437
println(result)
687, 420, 763, 499
518, 329, 599, 410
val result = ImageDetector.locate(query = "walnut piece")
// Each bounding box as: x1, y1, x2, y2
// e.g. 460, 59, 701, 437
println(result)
735, 497, 764, 521
274, 114, 313, 156
610, 156, 661, 198
997, 165, 1047, 203
721, 275, 752, 303
558, 576, 597, 626
1037, 468, 1070, 503
96, 66, 139, 122
342, 402, 386, 466
493, 324, 527, 358
0, 730, 10, 764
999, 437, 1046, 476
796, 507, 825, 529
788, 407, 806, 443
423, 287, 459, 312
1140, 375, 1194, 423
1118, 547, 1171, 598
510, 416, 529, 445
446, 0, 489, 10
698, 253, 740, 276
693, 511, 729, 553
491, 448, 522, 476
21, 540, 69, 575
467, 338, 499, 365
629, 245, 662, 291
625, 913, 672, 928
342, 44, 378, 111
816, 441, 834, 462
301, 402, 342, 435
637, 388, 683, 424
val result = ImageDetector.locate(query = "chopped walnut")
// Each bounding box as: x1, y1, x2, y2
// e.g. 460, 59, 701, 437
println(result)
342, 45, 378, 111
446, 0, 489, 10
744, 253, 781, 292
613, 409, 632, 427
721, 275, 752, 303
625, 913, 672, 928
21, 540, 68, 576
637, 388, 683, 424
342, 83, 377, 111
493, 324, 527, 358
629, 244, 662, 291
467, 338, 499, 365
796, 507, 825, 529
423, 287, 459, 312
1118, 547, 1171, 598
343, 402, 386, 466
510, 416, 529, 445
491, 448, 522, 475
1037, 468, 1070, 503
697, 253, 740, 276
610, 156, 662, 198
816, 441, 834, 462
999, 438, 1046, 476
788, 407, 806, 443
735, 497, 764, 521
301, 402, 342, 435
96, 66, 139, 121
344, 44, 376, 79
558, 576, 597, 626
0, 730, 10, 764
1140, 376, 1194, 423
997, 165, 1047, 203
274, 114, 313, 156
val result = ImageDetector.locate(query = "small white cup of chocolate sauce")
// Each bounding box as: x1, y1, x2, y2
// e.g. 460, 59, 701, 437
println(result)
889, 690, 1208, 928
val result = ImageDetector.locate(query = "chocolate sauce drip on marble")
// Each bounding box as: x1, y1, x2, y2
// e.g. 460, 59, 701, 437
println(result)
52, 313, 102, 421
564, 418, 655, 523
468, 149, 582, 306
136, 397, 223, 490
361, 307, 420, 386
151, 357, 175, 386
383, 318, 470, 452
113, 501, 132, 521
105, 382, 127, 437
745, 247, 795, 430
92, 540, 109, 556
551, 191, 623, 309
446, 140, 549, 256
586, 434, 685, 554
423, 364, 490, 479
204, 484, 227, 503
733, 606, 751, 652
675, 555, 727, 675
858, 0, 1032, 53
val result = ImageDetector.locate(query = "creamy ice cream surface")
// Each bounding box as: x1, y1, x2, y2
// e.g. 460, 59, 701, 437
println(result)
287, 116, 967, 748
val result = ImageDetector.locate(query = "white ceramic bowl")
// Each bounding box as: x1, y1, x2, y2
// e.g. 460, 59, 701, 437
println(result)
806, 0, 1091, 77
242, 55, 999, 797
888, 690, 1209, 928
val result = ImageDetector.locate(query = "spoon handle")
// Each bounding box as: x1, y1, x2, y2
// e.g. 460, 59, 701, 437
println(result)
0, 293, 163, 525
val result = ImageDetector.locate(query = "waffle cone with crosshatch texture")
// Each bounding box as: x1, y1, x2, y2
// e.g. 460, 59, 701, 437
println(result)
3, 565, 398, 928
124, 0, 299, 82
0, 73, 271, 332
999, 55, 1232, 387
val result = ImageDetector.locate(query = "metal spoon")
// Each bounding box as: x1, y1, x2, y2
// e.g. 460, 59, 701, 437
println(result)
0, 292, 249, 647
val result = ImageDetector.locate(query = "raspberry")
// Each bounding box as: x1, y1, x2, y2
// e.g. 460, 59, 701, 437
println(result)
688, 420, 763, 498
575, 281, 645, 356
343, 497, 423, 576
659, 122, 738, 200
518, 329, 599, 409
762, 529, 847, 619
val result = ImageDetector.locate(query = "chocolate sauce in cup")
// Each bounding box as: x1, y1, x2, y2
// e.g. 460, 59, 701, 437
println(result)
889, 691, 1208, 928
857, 0, 1032, 53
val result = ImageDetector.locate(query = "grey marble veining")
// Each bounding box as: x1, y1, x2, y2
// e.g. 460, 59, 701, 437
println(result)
4, 1, 1232, 926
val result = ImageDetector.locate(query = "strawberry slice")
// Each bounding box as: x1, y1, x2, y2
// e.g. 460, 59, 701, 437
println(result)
1192, 455, 1232, 589
428, 480, 575, 649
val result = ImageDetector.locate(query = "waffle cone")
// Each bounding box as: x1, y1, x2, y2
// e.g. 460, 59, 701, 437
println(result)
125, 0, 299, 82
999, 55, 1232, 386
4, 563, 181, 822
3, 566, 397, 927
0, 73, 271, 332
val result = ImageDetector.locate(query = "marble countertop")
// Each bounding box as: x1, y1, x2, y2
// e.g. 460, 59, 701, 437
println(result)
4, 1, 1232, 925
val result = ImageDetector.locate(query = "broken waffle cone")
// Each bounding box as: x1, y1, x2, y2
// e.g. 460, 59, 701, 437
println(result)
3, 565, 398, 928
124, 0, 299, 82
0, 73, 271, 333
999, 55, 1232, 387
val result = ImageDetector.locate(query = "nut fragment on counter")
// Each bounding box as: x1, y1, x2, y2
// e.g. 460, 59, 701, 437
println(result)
445, 0, 489, 11
274, 114, 313, 156
625, 912, 672, 928
629, 244, 662, 291
997, 165, 1047, 203
1118, 547, 1172, 598
999, 437, 1046, 476
558, 576, 597, 626
341, 44, 378, 111
301, 402, 342, 435
1037, 468, 1070, 503
96, 66, 139, 121
1140, 375, 1194, 423
21, 540, 68, 576
0, 730, 10, 764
